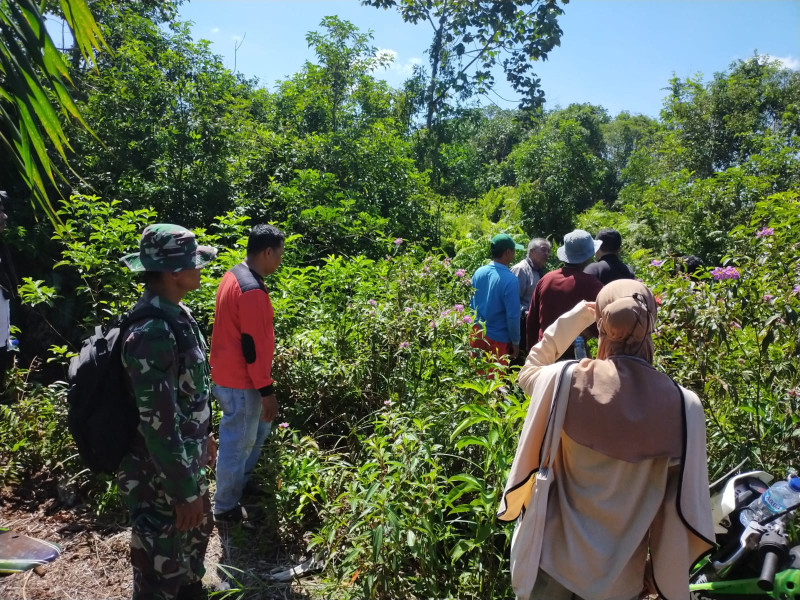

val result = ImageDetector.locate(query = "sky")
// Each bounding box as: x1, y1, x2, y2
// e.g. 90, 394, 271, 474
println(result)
81, 1, 800, 118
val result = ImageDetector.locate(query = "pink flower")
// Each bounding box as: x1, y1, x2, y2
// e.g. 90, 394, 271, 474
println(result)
429, 320, 437, 328
440, 309, 451, 317
455, 269, 466, 278
462, 315, 473, 324
793, 285, 800, 295
755, 227, 774, 238
369, 310, 375, 316
443, 257, 451, 266
404, 307, 413, 313
730, 321, 741, 330
383, 400, 393, 406
279, 422, 289, 429
399, 341, 410, 349
423, 266, 430, 273
368, 299, 377, 306
394, 238, 403, 245
651, 260, 664, 267
711, 266, 740, 281
453, 304, 464, 312
763, 294, 774, 302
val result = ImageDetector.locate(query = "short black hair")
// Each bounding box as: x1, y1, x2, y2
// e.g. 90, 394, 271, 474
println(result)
142, 271, 166, 286
596, 228, 622, 253
247, 224, 285, 255
491, 246, 508, 259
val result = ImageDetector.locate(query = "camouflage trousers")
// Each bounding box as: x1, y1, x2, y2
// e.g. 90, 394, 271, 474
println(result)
118, 465, 213, 600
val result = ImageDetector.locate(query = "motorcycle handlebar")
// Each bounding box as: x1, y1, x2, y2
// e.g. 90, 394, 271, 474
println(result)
758, 550, 780, 591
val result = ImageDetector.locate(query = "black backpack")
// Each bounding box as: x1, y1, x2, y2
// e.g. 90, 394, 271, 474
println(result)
67, 305, 197, 475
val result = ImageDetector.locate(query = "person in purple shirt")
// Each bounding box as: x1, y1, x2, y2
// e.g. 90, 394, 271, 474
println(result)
469, 234, 525, 362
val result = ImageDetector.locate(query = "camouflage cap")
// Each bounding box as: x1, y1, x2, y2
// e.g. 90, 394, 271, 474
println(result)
120, 224, 217, 272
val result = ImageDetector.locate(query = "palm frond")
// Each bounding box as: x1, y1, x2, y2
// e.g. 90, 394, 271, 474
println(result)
0, 0, 107, 227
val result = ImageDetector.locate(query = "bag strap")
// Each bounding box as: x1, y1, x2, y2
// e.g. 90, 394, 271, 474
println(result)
539, 360, 577, 469
121, 305, 198, 353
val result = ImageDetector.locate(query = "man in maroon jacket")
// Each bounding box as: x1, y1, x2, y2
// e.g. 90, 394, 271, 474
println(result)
526, 229, 604, 358
210, 224, 284, 523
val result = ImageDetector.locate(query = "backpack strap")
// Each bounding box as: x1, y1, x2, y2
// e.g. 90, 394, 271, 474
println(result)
121, 305, 198, 354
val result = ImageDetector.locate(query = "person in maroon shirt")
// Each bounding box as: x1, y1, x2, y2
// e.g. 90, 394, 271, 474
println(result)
526, 230, 604, 358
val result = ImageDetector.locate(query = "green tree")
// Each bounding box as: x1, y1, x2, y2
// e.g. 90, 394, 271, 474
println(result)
302, 16, 393, 134
363, 0, 568, 129
273, 17, 406, 136
232, 18, 440, 256
616, 58, 800, 262
364, 0, 568, 194
67, 8, 257, 224
431, 107, 526, 201
660, 56, 800, 178
512, 103, 613, 238
601, 111, 657, 186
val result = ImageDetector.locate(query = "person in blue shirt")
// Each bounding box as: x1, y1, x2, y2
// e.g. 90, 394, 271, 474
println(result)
469, 234, 525, 362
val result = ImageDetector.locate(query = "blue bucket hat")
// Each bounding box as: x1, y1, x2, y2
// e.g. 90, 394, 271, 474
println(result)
556, 229, 603, 264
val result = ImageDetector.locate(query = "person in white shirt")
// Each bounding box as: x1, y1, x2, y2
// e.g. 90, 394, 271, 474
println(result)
0, 191, 18, 379
510, 238, 551, 360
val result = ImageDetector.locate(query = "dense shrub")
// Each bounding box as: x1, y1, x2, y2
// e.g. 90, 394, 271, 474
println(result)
644, 191, 800, 477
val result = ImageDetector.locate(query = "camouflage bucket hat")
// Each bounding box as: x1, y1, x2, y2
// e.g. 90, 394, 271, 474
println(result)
121, 224, 217, 272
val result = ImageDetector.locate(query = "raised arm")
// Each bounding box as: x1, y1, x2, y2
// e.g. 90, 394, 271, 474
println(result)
517, 301, 596, 394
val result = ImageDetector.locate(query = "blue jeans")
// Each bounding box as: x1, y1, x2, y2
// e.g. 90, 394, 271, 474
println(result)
212, 385, 272, 514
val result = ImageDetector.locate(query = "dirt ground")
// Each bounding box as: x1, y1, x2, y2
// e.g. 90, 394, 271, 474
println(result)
0, 476, 324, 600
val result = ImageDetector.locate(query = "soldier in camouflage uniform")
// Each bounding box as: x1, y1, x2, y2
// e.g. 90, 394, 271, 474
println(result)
119, 224, 217, 600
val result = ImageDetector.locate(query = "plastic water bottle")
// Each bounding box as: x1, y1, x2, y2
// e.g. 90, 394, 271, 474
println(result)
573, 335, 587, 360
739, 477, 800, 525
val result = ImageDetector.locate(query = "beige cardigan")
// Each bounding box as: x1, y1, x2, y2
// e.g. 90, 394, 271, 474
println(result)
498, 302, 715, 600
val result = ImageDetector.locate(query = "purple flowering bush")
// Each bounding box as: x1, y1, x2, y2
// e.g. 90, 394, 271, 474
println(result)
263, 241, 525, 598
644, 192, 800, 474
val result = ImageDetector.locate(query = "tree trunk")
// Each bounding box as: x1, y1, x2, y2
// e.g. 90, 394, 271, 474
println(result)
425, 7, 448, 191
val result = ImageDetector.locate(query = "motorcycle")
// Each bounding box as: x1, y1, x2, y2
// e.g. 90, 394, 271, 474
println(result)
690, 462, 800, 599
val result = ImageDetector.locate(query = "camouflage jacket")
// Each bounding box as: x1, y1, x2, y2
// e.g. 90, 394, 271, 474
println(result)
120, 290, 211, 505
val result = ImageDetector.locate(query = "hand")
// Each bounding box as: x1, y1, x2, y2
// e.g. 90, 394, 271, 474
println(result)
174, 496, 205, 532
206, 434, 217, 469
584, 301, 596, 319
510, 344, 520, 359
261, 393, 279, 423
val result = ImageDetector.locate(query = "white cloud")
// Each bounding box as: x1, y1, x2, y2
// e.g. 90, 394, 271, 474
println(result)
376, 48, 423, 78
396, 57, 423, 77
376, 48, 398, 63
763, 54, 800, 70
211, 27, 220, 34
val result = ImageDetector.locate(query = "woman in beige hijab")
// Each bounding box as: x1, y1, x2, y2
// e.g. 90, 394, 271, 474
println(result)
498, 279, 715, 600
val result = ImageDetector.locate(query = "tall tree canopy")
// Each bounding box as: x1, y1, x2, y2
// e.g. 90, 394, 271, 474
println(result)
362, 0, 569, 129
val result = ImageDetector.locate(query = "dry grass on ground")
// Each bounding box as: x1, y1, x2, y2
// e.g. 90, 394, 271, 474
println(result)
0, 476, 323, 600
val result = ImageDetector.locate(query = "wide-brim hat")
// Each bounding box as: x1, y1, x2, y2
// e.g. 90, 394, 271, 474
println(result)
121, 223, 217, 272
556, 229, 603, 264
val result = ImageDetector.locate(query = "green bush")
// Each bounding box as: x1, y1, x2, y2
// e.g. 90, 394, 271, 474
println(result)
644, 191, 800, 477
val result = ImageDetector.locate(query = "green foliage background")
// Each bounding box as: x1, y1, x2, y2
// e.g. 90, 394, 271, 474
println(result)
1, 2, 799, 599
